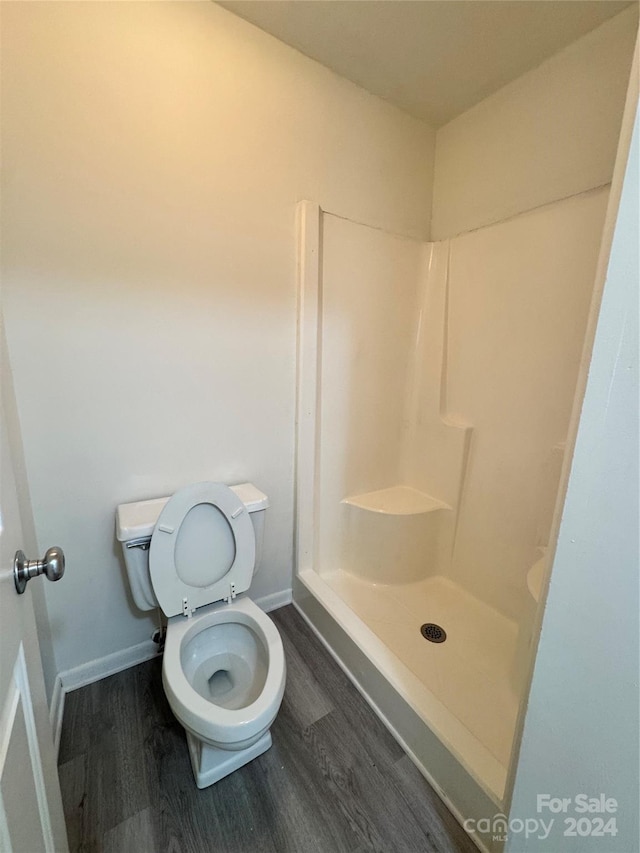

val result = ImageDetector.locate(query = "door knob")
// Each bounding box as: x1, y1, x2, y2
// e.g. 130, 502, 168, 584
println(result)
14, 546, 65, 595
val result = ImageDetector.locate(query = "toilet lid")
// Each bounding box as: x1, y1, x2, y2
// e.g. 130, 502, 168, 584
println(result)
149, 482, 256, 617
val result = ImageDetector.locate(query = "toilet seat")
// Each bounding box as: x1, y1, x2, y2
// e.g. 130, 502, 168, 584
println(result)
149, 482, 256, 617
162, 596, 286, 749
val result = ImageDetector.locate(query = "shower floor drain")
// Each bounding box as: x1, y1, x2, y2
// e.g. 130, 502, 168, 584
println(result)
421, 623, 447, 643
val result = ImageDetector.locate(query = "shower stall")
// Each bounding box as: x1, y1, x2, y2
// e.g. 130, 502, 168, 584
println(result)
293, 186, 611, 837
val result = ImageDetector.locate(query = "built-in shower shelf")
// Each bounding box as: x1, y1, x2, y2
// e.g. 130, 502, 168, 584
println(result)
342, 485, 450, 516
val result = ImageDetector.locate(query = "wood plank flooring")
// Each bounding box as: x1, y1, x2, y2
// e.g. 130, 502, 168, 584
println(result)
58, 604, 477, 853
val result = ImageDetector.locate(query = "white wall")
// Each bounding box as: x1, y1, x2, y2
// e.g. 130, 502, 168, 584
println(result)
507, 105, 638, 853
0, 1, 435, 680
431, 7, 637, 239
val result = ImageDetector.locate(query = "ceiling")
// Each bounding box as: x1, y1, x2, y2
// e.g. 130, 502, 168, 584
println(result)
218, 1, 634, 126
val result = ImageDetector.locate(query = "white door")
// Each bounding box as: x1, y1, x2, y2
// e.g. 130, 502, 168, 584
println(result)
0, 321, 69, 852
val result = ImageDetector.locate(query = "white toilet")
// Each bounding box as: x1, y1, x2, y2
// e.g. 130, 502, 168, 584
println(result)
116, 482, 286, 788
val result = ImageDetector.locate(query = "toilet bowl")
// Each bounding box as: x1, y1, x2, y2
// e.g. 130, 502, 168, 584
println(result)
163, 596, 285, 786
116, 482, 286, 788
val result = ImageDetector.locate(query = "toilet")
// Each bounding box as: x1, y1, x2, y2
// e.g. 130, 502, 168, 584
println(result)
115, 482, 286, 788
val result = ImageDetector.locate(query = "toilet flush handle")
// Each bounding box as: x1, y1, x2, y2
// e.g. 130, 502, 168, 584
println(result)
14, 546, 65, 595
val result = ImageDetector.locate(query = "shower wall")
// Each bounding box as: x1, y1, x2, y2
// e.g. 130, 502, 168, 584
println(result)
296, 7, 636, 824
445, 188, 610, 620
319, 216, 419, 580
314, 185, 610, 624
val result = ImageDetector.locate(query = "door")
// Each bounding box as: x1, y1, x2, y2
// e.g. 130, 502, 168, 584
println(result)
0, 317, 69, 852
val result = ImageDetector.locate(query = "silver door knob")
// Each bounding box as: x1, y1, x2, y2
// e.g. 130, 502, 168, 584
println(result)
14, 546, 65, 595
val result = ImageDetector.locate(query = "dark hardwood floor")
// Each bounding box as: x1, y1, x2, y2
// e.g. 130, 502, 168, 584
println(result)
58, 604, 477, 853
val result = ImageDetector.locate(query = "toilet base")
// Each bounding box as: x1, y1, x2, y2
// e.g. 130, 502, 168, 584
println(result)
186, 729, 273, 789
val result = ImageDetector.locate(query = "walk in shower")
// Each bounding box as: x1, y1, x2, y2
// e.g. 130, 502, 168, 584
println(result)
294, 189, 610, 823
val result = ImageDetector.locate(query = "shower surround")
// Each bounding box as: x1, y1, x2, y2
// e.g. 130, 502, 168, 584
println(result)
294, 190, 609, 828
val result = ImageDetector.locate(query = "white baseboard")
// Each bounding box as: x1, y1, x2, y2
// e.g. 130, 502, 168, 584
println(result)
59, 639, 160, 694
51, 639, 159, 760
54, 592, 290, 700
255, 588, 292, 613
49, 589, 292, 759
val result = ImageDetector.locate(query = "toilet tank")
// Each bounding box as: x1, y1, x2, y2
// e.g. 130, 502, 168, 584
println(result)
115, 483, 269, 612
